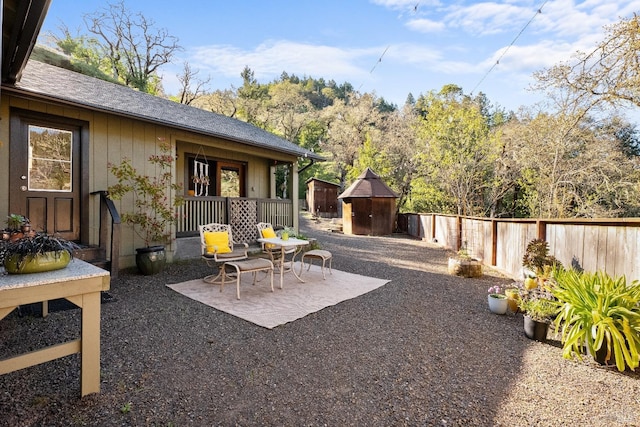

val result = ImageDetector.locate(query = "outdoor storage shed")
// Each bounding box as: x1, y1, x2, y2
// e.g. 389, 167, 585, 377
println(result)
306, 178, 340, 218
338, 168, 398, 236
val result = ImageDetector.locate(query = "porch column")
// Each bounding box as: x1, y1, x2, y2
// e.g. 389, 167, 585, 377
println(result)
292, 161, 299, 232
270, 164, 277, 199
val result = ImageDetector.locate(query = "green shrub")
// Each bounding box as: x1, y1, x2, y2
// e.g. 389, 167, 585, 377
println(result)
552, 269, 640, 371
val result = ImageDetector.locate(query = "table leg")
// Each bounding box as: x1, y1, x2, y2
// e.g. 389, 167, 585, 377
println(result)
289, 247, 305, 283
279, 247, 285, 289
80, 291, 102, 396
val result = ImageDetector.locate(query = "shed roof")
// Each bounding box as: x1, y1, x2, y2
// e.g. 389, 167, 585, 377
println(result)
4, 60, 323, 161
338, 168, 398, 199
306, 177, 340, 187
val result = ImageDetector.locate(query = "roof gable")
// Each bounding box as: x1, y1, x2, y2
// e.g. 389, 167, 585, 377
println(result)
338, 168, 398, 199
7, 60, 323, 160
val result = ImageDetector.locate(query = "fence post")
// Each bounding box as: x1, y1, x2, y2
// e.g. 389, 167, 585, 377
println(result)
536, 220, 547, 240
491, 219, 498, 266
456, 215, 463, 251
431, 214, 436, 240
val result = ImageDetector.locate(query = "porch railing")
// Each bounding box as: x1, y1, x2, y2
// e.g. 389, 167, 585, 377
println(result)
176, 196, 293, 243
90, 190, 120, 279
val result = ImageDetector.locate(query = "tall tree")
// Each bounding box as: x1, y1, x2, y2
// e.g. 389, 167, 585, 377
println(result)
320, 93, 383, 190
266, 81, 313, 142
175, 62, 210, 105
415, 85, 501, 216
534, 14, 640, 111
511, 105, 640, 218
237, 66, 270, 127
82, 0, 181, 93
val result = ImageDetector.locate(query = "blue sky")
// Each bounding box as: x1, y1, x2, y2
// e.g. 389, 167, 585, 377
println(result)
38, 0, 640, 112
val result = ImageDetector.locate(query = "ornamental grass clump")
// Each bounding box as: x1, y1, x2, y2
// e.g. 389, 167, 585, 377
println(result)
551, 269, 640, 372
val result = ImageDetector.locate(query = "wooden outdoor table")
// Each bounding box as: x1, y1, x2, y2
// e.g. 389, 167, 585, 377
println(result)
0, 260, 110, 397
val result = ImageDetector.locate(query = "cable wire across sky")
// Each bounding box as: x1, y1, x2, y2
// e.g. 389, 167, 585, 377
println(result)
470, 0, 549, 96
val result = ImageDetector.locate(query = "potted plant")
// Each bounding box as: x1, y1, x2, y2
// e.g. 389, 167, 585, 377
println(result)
504, 283, 522, 313
522, 238, 563, 287
3, 214, 31, 242
551, 269, 640, 371
518, 289, 559, 342
487, 285, 508, 314
107, 138, 184, 275
0, 231, 79, 274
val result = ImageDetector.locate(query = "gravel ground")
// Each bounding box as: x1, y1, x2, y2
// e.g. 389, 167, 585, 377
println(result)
1, 214, 639, 426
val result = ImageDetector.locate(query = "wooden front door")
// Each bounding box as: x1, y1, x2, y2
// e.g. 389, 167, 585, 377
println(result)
9, 111, 86, 241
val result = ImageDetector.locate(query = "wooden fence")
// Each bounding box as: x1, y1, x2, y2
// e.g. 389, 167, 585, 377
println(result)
399, 214, 640, 282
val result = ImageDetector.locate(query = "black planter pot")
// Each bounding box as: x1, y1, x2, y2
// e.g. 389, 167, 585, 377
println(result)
523, 315, 549, 342
135, 245, 166, 275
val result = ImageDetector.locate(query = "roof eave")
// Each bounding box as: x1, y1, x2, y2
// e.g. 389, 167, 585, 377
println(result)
2, 0, 52, 84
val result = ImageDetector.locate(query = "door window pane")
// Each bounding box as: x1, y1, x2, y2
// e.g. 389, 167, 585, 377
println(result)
28, 125, 73, 192
220, 168, 240, 197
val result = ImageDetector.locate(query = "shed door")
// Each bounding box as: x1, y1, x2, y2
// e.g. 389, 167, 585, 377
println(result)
352, 198, 372, 235
10, 115, 82, 241
314, 186, 328, 213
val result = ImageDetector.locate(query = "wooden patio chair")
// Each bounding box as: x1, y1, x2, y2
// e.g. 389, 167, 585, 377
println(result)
199, 223, 249, 284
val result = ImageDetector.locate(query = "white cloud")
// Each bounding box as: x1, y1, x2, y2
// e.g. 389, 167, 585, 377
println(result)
444, 2, 531, 36
190, 41, 376, 82
406, 18, 446, 32
371, 0, 441, 10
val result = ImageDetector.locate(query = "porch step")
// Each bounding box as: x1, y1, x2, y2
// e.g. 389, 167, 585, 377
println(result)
73, 245, 112, 273
73, 245, 105, 263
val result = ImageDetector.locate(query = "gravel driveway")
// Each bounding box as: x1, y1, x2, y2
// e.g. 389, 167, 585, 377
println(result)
1, 215, 639, 426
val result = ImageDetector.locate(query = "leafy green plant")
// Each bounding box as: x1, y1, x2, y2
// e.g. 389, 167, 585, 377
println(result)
5, 214, 27, 230
107, 138, 184, 247
120, 402, 132, 414
518, 292, 559, 322
551, 269, 640, 372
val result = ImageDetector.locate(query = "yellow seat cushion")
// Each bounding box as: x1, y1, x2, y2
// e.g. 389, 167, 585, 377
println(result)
261, 227, 277, 249
204, 231, 231, 254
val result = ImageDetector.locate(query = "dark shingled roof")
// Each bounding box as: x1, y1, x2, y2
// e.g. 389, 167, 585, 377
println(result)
6, 60, 323, 160
338, 168, 398, 199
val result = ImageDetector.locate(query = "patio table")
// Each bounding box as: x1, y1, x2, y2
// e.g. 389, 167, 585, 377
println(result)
257, 237, 309, 289
0, 260, 110, 396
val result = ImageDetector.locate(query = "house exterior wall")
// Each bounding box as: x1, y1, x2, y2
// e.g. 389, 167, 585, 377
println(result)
0, 93, 299, 270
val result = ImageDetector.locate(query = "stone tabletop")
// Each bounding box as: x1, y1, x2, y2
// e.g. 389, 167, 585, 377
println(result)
0, 259, 110, 290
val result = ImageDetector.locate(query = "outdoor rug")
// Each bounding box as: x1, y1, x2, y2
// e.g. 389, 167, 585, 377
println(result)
166, 262, 390, 329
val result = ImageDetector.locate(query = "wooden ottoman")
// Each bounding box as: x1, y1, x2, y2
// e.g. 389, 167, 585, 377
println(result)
221, 258, 274, 299
300, 249, 333, 279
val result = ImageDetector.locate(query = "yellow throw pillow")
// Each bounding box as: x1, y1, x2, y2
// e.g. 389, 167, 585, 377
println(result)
261, 227, 276, 238
261, 227, 277, 249
204, 231, 231, 254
